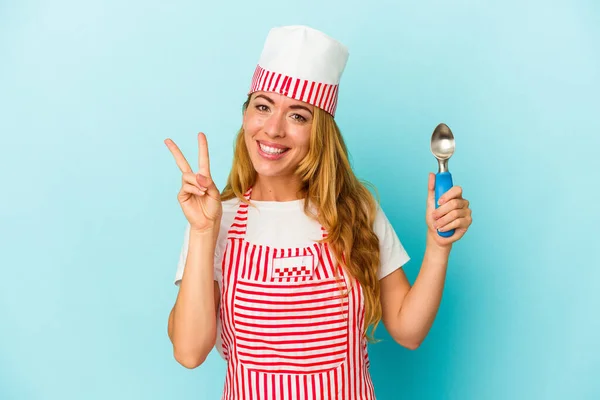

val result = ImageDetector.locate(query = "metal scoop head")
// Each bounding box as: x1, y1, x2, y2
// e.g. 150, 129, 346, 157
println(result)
430, 123, 455, 173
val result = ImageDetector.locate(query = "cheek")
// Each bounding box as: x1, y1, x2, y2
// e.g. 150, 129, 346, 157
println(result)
243, 111, 264, 135
293, 127, 312, 152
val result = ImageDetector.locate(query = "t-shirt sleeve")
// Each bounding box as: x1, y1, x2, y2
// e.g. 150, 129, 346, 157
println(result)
173, 222, 226, 287
373, 205, 411, 280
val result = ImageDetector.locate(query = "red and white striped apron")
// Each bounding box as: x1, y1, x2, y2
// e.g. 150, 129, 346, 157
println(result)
218, 188, 376, 399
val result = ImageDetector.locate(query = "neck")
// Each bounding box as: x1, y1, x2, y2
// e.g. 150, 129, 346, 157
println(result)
252, 175, 304, 201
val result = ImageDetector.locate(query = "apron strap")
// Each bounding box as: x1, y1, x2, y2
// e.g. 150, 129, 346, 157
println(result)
225, 187, 252, 240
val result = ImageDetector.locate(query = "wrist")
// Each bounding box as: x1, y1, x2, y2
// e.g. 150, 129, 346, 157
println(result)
190, 216, 221, 237
190, 227, 214, 234
190, 226, 219, 239
426, 232, 452, 256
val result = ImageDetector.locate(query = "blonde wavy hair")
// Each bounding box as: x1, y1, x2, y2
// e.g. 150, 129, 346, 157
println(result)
221, 95, 382, 341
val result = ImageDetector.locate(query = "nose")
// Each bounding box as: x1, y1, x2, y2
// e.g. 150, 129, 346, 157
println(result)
263, 111, 286, 138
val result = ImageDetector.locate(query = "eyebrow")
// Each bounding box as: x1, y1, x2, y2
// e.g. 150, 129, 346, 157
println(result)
254, 94, 313, 116
289, 104, 313, 116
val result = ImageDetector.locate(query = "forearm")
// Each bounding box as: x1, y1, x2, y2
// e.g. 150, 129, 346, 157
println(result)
171, 228, 218, 367
396, 233, 451, 347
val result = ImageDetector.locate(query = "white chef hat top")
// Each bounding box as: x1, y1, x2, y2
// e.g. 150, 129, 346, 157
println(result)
248, 25, 349, 117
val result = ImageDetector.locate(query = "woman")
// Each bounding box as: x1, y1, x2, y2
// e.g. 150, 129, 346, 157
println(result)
166, 25, 472, 399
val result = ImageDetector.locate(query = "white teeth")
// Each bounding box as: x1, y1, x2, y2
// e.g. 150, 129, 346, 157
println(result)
259, 143, 287, 155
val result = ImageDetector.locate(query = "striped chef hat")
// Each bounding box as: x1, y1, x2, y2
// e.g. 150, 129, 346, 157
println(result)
249, 25, 349, 117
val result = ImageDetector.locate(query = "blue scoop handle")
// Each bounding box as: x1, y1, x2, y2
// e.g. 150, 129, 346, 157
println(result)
435, 171, 455, 237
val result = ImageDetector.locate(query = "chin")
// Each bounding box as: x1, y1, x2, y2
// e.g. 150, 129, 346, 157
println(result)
252, 162, 291, 178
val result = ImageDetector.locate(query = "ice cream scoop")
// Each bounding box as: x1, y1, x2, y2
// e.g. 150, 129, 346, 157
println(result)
430, 123, 456, 237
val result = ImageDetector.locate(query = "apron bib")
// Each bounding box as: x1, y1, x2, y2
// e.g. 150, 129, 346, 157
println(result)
218, 188, 375, 399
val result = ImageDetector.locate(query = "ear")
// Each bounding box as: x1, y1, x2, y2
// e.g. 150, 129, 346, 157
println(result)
241, 105, 247, 128
243, 95, 253, 116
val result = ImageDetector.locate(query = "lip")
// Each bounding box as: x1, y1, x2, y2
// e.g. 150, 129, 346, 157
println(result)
256, 140, 290, 161
257, 140, 290, 150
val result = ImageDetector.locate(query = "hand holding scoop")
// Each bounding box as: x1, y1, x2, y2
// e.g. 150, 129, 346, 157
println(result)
430, 123, 456, 237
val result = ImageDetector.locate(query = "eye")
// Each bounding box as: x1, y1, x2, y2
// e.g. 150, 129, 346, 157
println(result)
291, 113, 307, 123
255, 104, 269, 112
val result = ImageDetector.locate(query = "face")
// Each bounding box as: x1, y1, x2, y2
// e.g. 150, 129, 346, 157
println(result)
243, 91, 314, 179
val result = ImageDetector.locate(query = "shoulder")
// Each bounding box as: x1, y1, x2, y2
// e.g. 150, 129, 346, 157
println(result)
372, 203, 391, 233
219, 197, 241, 222
221, 196, 241, 210
372, 203, 402, 247
216, 197, 241, 235
371, 203, 411, 276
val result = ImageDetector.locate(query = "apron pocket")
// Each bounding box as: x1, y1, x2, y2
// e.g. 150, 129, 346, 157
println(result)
233, 277, 348, 374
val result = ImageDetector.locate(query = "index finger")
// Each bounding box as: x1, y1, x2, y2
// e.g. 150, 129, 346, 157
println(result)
439, 185, 463, 205
197, 132, 211, 177
164, 138, 193, 173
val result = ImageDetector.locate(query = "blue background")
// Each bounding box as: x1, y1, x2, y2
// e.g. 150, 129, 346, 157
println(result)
1, 0, 598, 399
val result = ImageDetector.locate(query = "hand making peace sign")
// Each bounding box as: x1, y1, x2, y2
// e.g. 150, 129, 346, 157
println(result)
164, 133, 222, 233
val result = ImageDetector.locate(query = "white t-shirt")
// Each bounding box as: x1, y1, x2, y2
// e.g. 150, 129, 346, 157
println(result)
174, 197, 410, 360
174, 197, 410, 287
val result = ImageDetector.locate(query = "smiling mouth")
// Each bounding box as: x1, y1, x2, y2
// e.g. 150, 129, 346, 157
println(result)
257, 141, 290, 156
